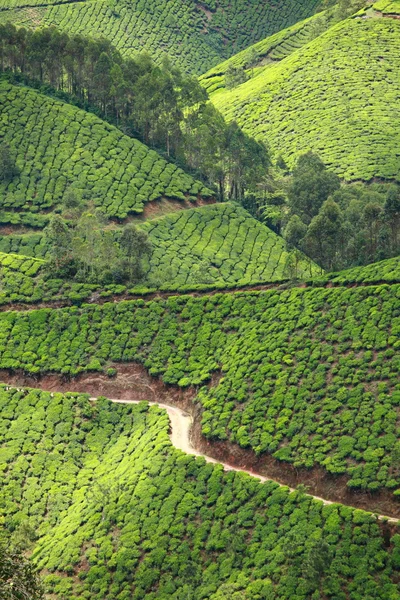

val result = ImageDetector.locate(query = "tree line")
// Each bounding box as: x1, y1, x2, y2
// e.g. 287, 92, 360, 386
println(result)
0, 23, 269, 201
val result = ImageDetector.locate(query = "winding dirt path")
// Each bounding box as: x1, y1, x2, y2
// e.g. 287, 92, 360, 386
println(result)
96, 396, 400, 525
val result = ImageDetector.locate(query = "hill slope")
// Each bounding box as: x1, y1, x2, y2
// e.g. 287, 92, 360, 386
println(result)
0, 0, 319, 74
0, 81, 212, 222
0, 282, 398, 497
207, 10, 400, 181
140, 203, 320, 285
0, 205, 321, 305
1, 386, 399, 599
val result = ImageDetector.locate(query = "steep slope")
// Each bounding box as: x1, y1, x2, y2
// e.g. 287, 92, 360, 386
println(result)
207, 11, 400, 181
0, 0, 319, 74
0, 81, 212, 222
1, 385, 399, 599
0, 283, 398, 498
200, 11, 332, 94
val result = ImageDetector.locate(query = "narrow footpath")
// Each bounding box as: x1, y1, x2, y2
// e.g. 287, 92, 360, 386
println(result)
95, 396, 400, 525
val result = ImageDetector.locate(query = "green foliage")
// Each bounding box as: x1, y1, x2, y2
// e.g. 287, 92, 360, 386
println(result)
0, 542, 44, 600
209, 15, 400, 181
0, 204, 319, 305
0, 81, 212, 219
1, 386, 399, 599
0, 284, 399, 493
0, 0, 319, 74
288, 152, 341, 224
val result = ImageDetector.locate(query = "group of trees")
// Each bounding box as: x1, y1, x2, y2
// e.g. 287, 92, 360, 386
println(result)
46, 205, 151, 284
0, 23, 269, 201
254, 152, 400, 272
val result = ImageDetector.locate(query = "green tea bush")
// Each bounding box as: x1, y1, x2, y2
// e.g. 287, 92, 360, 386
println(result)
0, 0, 319, 74
1, 385, 399, 599
0, 82, 212, 219
0, 284, 399, 492
210, 16, 400, 181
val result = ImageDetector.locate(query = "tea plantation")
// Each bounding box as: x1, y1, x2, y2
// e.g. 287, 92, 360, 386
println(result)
200, 11, 331, 94
318, 256, 400, 285
0, 204, 320, 306
140, 203, 320, 285
0, 0, 319, 74
0, 82, 212, 220
0, 283, 399, 493
209, 14, 400, 181
1, 385, 399, 599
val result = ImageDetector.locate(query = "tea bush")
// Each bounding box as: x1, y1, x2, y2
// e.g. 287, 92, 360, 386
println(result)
0, 82, 212, 219
0, 284, 399, 492
209, 16, 400, 181
1, 385, 399, 599
0, 0, 319, 74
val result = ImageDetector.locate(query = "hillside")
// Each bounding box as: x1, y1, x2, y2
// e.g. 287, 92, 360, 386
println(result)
0, 204, 321, 306
0, 0, 319, 74
139, 203, 320, 285
0, 81, 212, 223
206, 8, 400, 181
1, 385, 399, 599
319, 256, 400, 285
0, 282, 399, 501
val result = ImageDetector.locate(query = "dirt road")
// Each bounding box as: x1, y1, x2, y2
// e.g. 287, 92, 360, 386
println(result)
95, 397, 399, 524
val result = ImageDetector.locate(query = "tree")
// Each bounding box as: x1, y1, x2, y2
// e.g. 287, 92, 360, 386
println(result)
225, 65, 248, 90
363, 202, 383, 260
384, 185, 400, 252
45, 214, 73, 274
245, 47, 260, 76
284, 215, 308, 248
72, 211, 122, 282
0, 144, 19, 183
0, 544, 44, 600
288, 152, 341, 224
304, 199, 344, 270
120, 223, 152, 282
283, 248, 304, 281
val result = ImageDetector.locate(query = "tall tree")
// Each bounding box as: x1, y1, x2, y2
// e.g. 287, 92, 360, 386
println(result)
384, 185, 400, 252
120, 223, 152, 282
304, 199, 344, 270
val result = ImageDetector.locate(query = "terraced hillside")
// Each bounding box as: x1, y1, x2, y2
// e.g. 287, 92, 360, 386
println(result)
1, 386, 399, 599
321, 256, 400, 285
0, 204, 320, 306
0, 82, 212, 222
0, 0, 319, 74
140, 203, 320, 285
1, 282, 399, 498
207, 10, 400, 181
200, 11, 332, 94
